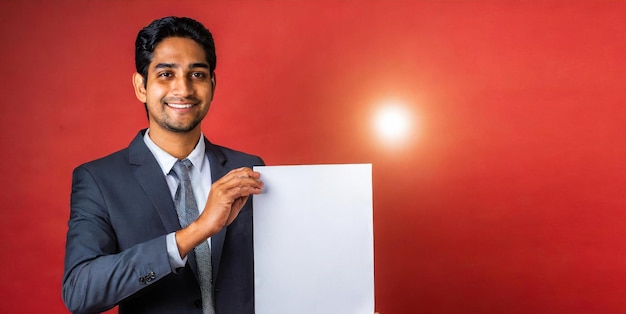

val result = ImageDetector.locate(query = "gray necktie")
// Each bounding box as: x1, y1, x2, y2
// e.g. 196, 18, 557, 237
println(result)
171, 159, 215, 314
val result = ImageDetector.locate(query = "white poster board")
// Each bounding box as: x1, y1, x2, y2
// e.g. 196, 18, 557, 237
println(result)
253, 164, 374, 314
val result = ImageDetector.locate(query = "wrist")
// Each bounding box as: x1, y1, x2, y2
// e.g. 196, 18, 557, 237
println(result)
175, 220, 219, 258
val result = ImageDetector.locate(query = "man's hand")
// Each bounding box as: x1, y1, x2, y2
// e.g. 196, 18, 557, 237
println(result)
202, 167, 263, 232
176, 167, 263, 257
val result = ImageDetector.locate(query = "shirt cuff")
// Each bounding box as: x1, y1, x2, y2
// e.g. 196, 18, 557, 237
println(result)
166, 232, 187, 272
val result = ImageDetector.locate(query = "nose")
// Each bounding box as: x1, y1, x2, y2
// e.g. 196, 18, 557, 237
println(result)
171, 76, 194, 97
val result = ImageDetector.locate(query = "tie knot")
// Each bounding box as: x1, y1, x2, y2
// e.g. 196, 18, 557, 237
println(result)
171, 158, 193, 179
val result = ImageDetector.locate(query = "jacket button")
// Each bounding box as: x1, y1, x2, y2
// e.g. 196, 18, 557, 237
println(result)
194, 299, 202, 308
138, 277, 146, 285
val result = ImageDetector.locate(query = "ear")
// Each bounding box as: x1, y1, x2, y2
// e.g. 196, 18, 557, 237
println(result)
132, 72, 147, 103
210, 73, 216, 101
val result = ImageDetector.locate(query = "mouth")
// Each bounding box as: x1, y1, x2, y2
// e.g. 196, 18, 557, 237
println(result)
166, 103, 196, 109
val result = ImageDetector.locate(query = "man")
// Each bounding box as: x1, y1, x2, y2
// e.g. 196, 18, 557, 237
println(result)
62, 16, 264, 313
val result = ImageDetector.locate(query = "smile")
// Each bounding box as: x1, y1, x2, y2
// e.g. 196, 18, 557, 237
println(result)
166, 103, 196, 109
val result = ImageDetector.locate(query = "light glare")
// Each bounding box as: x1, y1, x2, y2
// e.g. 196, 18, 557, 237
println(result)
374, 105, 411, 141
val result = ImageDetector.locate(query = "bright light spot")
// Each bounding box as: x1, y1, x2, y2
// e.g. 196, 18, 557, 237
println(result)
374, 104, 412, 142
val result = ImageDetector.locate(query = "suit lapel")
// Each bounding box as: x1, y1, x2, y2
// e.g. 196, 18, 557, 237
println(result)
204, 138, 228, 280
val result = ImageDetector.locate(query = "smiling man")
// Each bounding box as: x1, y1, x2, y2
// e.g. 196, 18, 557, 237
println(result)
62, 17, 264, 314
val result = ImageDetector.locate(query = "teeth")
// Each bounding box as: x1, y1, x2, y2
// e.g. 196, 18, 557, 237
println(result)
168, 103, 194, 109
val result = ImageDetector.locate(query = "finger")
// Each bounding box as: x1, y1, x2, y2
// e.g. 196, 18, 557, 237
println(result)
215, 171, 263, 191
208, 178, 262, 210
221, 182, 263, 201
226, 167, 262, 180
214, 168, 261, 187
217, 178, 263, 196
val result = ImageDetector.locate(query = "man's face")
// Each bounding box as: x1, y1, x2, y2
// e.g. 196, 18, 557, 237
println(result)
133, 37, 215, 134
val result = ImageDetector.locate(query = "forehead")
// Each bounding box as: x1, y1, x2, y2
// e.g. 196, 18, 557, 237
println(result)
151, 37, 207, 66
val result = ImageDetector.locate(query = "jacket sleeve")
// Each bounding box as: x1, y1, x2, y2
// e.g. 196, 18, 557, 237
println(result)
62, 165, 173, 313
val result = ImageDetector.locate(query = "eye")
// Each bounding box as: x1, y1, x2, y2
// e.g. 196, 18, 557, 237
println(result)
157, 71, 173, 78
191, 72, 207, 79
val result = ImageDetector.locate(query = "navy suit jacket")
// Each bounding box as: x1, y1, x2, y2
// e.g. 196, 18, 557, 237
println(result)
62, 130, 263, 314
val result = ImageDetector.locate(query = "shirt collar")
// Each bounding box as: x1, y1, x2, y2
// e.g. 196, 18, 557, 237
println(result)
143, 129, 206, 175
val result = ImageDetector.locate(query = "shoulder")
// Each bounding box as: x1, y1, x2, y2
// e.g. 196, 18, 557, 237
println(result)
73, 147, 131, 178
73, 131, 146, 175
207, 141, 265, 167
217, 144, 263, 162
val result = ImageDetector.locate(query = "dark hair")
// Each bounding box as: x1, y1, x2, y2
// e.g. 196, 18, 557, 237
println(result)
135, 16, 216, 82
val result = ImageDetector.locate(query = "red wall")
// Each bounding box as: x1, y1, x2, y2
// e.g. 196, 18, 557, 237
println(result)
1, 1, 624, 313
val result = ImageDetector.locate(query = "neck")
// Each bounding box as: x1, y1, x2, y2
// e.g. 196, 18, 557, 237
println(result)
148, 127, 201, 160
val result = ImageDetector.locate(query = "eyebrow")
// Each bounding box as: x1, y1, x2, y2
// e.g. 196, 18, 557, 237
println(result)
154, 62, 210, 70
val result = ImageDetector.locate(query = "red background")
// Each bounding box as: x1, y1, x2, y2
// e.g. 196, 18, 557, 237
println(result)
1, 1, 624, 313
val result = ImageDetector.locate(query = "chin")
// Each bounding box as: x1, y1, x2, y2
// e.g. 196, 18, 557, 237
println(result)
168, 125, 199, 133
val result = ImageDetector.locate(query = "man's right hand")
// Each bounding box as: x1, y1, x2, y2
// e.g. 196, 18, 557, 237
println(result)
175, 167, 263, 258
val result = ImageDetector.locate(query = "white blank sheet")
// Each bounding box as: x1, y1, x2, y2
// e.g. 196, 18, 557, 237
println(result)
253, 164, 374, 314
